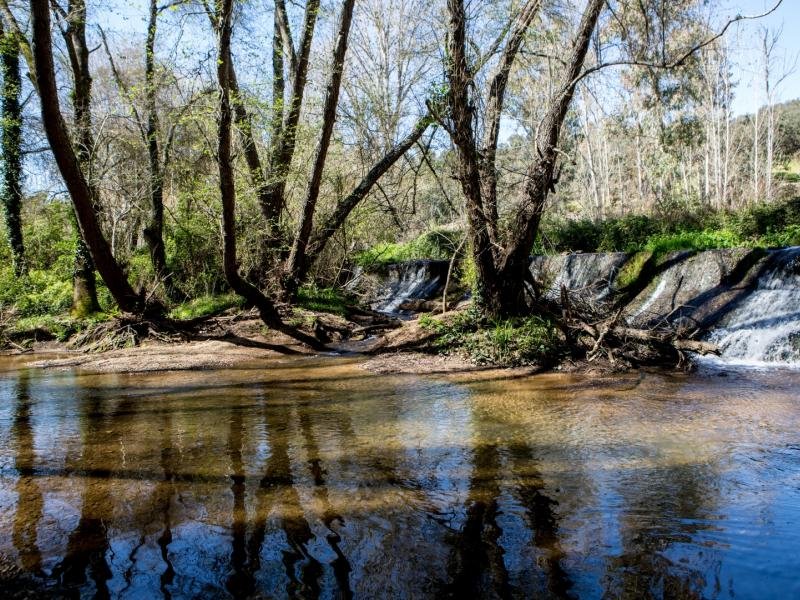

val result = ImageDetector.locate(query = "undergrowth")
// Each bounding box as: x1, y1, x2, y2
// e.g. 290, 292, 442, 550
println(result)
536, 197, 800, 254
296, 285, 350, 316
419, 307, 562, 367
168, 293, 243, 320
355, 228, 462, 268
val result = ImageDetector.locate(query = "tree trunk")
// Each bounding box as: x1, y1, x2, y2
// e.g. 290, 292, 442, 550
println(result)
444, 0, 604, 320
283, 0, 355, 299
72, 229, 99, 317
0, 22, 25, 276
31, 0, 143, 314
141, 0, 178, 300
215, 0, 324, 350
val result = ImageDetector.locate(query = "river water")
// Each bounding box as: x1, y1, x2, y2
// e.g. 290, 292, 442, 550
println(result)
0, 355, 798, 599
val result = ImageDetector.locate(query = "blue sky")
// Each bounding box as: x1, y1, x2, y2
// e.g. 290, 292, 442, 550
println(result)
725, 0, 800, 114
95, 0, 799, 117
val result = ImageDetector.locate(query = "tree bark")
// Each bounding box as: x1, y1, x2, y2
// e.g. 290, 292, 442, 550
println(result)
31, 0, 142, 314
0, 21, 25, 276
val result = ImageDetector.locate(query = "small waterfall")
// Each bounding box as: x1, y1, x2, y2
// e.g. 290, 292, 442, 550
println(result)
373, 260, 450, 315
534, 253, 628, 304
707, 247, 800, 367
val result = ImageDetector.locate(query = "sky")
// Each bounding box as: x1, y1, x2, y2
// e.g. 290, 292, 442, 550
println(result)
95, 0, 800, 117
724, 0, 800, 114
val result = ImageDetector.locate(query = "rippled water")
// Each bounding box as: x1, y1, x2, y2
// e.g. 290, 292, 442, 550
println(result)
0, 355, 799, 599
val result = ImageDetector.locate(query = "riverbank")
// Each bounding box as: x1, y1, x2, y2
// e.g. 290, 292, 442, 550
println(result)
2, 310, 642, 376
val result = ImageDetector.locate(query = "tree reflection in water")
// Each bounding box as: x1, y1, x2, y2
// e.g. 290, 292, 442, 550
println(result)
0, 361, 798, 598
12, 369, 44, 577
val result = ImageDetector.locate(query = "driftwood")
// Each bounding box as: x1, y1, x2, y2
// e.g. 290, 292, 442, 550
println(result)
558, 285, 719, 368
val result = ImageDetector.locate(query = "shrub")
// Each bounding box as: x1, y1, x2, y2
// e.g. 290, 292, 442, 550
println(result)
0, 267, 72, 317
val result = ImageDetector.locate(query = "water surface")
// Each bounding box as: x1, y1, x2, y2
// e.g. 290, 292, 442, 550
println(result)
0, 355, 798, 598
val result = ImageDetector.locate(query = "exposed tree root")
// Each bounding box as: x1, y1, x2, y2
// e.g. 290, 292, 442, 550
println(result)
69, 315, 192, 353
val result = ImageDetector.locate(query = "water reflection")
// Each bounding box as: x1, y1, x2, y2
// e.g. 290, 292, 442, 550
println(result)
0, 359, 798, 598
12, 370, 44, 576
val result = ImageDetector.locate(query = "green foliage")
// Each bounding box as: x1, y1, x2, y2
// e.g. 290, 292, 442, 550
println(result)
643, 228, 743, 254
458, 254, 478, 292
420, 307, 561, 367
538, 198, 800, 254
355, 228, 462, 267
0, 266, 72, 317
168, 187, 226, 297
296, 285, 350, 316
168, 293, 242, 320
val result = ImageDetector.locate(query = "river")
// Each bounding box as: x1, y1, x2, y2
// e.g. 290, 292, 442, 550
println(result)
0, 355, 798, 598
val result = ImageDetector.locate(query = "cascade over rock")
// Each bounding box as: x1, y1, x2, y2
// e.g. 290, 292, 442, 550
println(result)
365, 247, 800, 367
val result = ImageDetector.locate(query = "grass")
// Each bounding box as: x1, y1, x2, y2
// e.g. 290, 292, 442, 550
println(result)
420, 308, 562, 367
296, 285, 350, 316
168, 293, 243, 320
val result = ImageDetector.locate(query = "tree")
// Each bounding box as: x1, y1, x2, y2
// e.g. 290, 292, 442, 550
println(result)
99, 0, 191, 300
440, 0, 602, 317
30, 0, 145, 314
0, 19, 25, 276
215, 0, 323, 349
206, 0, 431, 298
441, 0, 780, 318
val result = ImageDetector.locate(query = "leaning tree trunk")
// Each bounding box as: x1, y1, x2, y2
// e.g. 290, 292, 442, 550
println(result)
0, 22, 25, 276
58, 0, 101, 316
215, 0, 324, 350
283, 0, 355, 299
30, 0, 143, 315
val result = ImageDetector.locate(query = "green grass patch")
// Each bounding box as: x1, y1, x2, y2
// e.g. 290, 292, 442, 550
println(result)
168, 293, 243, 320
296, 285, 350, 316
420, 308, 561, 367
355, 228, 462, 268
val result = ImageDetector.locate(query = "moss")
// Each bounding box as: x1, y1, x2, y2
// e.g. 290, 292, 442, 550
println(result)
616, 252, 653, 290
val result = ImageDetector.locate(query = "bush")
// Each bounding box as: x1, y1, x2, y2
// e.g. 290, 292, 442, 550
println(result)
355, 228, 463, 267
0, 267, 72, 317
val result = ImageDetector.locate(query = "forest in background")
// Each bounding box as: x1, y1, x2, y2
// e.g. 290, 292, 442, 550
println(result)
0, 0, 798, 345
